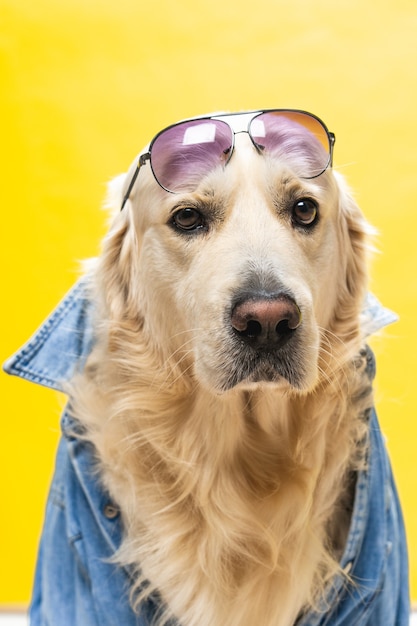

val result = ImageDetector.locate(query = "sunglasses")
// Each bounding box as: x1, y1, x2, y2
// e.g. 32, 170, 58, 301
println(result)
121, 109, 335, 210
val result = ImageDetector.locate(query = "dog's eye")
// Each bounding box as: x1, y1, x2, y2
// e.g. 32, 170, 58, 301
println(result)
292, 199, 318, 227
171, 208, 205, 232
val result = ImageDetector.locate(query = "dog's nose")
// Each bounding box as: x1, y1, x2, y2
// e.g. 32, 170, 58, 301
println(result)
231, 295, 302, 348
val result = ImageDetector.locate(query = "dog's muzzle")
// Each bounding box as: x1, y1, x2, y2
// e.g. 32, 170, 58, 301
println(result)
211, 290, 308, 391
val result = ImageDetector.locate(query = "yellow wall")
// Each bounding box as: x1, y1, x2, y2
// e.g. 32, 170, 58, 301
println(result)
1, 0, 416, 606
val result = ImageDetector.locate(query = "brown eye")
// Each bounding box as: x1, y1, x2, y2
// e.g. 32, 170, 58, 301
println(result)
171, 207, 205, 232
292, 198, 318, 227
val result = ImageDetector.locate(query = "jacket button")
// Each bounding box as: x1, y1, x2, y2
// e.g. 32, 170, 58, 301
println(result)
103, 503, 120, 519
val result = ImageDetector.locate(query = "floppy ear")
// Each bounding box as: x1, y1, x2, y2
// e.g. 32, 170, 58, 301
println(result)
96, 174, 142, 320
331, 172, 373, 342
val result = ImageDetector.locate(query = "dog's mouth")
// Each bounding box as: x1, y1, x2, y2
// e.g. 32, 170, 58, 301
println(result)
217, 338, 310, 392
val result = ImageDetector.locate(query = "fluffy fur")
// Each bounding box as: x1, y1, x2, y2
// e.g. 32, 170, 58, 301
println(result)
71, 133, 374, 626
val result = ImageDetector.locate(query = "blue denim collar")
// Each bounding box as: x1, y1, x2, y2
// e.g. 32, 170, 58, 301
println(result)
3, 278, 95, 391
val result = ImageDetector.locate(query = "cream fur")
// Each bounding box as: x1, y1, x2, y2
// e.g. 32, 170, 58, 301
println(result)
71, 134, 373, 626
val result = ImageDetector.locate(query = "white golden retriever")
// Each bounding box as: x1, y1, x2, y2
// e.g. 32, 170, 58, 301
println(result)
65, 111, 399, 625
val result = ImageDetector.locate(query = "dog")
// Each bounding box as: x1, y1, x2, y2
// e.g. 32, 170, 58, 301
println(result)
4, 110, 409, 625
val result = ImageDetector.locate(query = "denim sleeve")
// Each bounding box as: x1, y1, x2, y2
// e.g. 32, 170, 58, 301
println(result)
335, 413, 409, 626
29, 421, 157, 626
361, 455, 410, 626
296, 408, 409, 626
30, 437, 101, 625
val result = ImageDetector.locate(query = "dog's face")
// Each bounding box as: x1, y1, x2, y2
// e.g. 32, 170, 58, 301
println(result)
102, 132, 368, 394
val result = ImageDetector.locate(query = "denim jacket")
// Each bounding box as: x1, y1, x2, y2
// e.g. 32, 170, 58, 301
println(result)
4, 280, 410, 625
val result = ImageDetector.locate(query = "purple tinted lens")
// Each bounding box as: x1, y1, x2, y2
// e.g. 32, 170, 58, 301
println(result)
150, 119, 233, 192
249, 112, 331, 178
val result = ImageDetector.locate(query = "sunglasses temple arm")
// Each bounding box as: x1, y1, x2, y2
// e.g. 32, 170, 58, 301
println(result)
120, 154, 149, 211
329, 132, 336, 167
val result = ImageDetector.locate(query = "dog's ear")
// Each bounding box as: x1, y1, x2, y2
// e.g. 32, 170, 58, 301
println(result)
332, 172, 373, 340
96, 174, 142, 320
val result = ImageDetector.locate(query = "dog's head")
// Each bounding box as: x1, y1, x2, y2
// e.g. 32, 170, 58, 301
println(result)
97, 113, 370, 395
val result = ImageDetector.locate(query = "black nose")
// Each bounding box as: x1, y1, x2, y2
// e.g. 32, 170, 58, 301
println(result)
231, 295, 302, 349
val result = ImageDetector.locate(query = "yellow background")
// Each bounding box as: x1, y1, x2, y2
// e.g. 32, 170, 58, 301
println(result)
1, 0, 416, 608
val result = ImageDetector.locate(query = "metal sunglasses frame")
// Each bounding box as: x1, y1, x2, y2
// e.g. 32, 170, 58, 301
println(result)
120, 109, 335, 210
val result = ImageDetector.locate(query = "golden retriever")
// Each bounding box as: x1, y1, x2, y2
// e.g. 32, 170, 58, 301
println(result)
71, 111, 374, 626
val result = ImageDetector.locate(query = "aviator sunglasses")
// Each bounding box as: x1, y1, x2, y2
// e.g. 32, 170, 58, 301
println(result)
121, 109, 335, 210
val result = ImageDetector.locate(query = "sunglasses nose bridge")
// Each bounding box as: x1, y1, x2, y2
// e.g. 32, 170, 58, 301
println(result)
232, 129, 263, 156
215, 111, 255, 133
